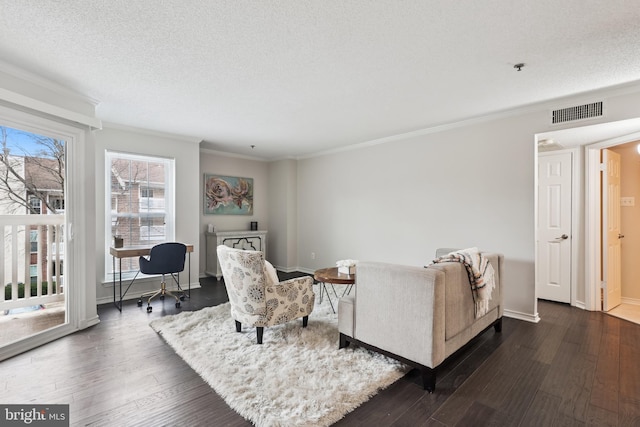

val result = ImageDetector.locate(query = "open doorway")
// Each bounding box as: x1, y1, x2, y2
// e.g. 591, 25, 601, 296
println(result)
606, 142, 640, 324
536, 117, 640, 314
0, 124, 67, 347
585, 139, 640, 324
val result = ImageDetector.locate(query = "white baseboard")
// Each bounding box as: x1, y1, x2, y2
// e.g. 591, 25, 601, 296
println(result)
622, 297, 640, 306
573, 300, 586, 310
274, 265, 315, 275
504, 308, 540, 323
80, 315, 101, 328
273, 265, 299, 274
0, 323, 79, 362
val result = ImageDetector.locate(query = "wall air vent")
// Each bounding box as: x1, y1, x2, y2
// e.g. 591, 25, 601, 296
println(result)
551, 101, 603, 124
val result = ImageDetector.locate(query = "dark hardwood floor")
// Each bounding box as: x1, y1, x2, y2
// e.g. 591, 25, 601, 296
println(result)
1, 273, 639, 426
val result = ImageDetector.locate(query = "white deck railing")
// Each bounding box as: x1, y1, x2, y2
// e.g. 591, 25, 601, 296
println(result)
0, 215, 64, 312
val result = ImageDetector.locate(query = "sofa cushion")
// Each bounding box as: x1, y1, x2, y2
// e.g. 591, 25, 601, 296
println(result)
428, 262, 475, 341
428, 252, 501, 341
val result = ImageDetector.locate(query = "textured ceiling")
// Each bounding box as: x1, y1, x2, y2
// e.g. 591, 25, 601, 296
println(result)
1, 1, 640, 159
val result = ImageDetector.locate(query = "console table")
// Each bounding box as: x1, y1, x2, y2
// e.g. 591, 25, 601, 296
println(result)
205, 230, 268, 279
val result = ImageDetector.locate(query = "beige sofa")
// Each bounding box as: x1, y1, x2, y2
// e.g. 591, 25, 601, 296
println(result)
337, 248, 503, 392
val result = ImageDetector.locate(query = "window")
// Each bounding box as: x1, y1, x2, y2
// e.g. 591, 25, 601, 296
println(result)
29, 196, 41, 214
30, 229, 38, 253
140, 187, 153, 198
105, 151, 175, 277
49, 195, 65, 211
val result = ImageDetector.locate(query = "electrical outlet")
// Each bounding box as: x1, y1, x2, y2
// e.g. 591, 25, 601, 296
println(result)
311, 252, 316, 260
621, 197, 635, 207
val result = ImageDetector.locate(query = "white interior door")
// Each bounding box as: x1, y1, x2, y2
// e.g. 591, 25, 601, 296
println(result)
537, 151, 572, 303
602, 148, 622, 311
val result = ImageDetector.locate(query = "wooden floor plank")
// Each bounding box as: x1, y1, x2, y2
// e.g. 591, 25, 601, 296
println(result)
533, 321, 569, 364
585, 403, 618, 427
556, 352, 597, 423
619, 342, 640, 402
518, 390, 562, 427
618, 397, 640, 427
454, 401, 496, 427
552, 413, 587, 427
497, 359, 550, 422
590, 326, 620, 413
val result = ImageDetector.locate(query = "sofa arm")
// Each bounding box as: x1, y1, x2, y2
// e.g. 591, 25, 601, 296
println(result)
354, 261, 446, 368
338, 296, 355, 337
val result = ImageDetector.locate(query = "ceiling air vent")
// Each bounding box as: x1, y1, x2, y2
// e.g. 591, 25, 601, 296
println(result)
551, 101, 603, 124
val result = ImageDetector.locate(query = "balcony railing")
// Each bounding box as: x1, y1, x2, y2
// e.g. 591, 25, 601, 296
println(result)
1, 215, 65, 312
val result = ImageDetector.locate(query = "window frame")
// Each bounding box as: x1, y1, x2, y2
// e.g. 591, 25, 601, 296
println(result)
104, 150, 175, 280
28, 195, 41, 214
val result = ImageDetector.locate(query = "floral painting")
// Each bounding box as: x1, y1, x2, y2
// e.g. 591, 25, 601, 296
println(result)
204, 174, 254, 215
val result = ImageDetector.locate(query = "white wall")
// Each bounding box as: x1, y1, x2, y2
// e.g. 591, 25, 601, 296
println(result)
94, 125, 200, 303
295, 87, 640, 321
297, 112, 541, 320
268, 159, 298, 270
199, 151, 269, 275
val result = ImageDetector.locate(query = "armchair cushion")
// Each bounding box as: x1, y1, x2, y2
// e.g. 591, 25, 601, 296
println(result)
264, 260, 280, 287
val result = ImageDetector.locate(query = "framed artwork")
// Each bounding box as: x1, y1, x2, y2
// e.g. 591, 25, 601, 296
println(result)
204, 174, 254, 215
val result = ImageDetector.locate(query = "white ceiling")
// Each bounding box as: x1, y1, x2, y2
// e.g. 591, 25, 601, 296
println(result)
2, 1, 640, 159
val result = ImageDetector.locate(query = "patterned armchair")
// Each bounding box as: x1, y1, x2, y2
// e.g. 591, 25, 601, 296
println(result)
217, 245, 315, 344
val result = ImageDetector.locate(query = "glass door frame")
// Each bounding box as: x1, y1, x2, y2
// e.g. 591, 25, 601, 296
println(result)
0, 103, 97, 361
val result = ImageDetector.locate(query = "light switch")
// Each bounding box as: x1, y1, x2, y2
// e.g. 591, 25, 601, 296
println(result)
621, 197, 635, 207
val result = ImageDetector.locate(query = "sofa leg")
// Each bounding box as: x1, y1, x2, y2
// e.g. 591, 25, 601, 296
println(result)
256, 327, 264, 344
494, 318, 503, 333
235, 320, 241, 332
302, 315, 309, 327
339, 333, 350, 349
421, 367, 436, 393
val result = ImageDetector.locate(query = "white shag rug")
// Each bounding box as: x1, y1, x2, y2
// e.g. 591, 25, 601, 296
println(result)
150, 296, 408, 427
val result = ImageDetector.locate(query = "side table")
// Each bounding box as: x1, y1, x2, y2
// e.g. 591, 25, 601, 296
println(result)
313, 267, 355, 314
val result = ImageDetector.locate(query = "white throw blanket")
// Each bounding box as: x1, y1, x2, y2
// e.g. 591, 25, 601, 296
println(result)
432, 247, 495, 318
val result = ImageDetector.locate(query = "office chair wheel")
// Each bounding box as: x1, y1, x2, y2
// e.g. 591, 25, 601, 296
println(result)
137, 299, 142, 307
160, 295, 165, 300
175, 302, 181, 308
180, 295, 185, 301
147, 306, 152, 313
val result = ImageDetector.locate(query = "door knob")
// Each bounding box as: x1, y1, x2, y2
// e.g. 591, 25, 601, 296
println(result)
619, 234, 625, 239
558, 234, 569, 240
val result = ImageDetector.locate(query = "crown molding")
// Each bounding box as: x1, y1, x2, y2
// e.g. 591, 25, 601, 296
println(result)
0, 87, 102, 129
101, 122, 202, 143
297, 80, 640, 160
199, 146, 267, 162
0, 59, 100, 106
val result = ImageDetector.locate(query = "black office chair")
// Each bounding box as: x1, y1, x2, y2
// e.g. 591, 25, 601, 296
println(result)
137, 242, 187, 313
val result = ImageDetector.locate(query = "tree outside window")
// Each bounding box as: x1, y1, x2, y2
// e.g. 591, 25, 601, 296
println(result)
0, 125, 66, 285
